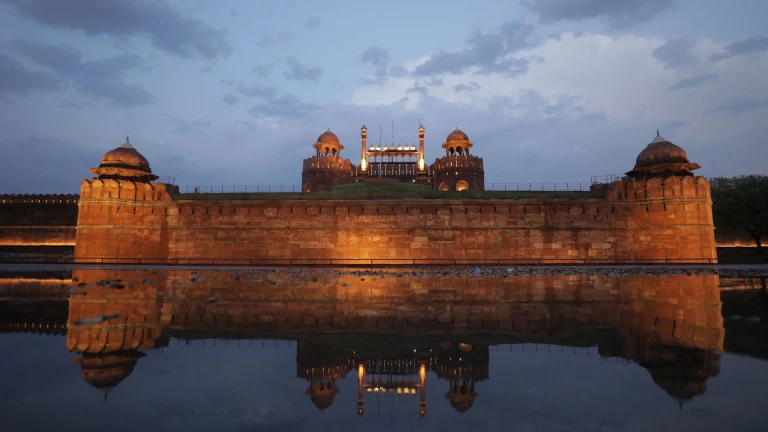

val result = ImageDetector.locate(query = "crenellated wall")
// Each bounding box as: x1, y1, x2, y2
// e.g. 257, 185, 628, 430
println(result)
73, 175, 717, 263
432, 155, 485, 191
301, 156, 356, 193
0, 194, 79, 246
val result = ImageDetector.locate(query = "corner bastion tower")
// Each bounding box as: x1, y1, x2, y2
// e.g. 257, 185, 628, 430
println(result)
432, 128, 484, 191
301, 124, 485, 191
301, 130, 356, 193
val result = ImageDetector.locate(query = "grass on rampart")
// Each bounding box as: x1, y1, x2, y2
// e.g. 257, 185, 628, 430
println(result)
173, 183, 604, 201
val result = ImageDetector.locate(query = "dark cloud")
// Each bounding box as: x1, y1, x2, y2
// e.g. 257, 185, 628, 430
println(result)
11, 40, 155, 107
522, 0, 674, 29
305, 17, 321, 29
11, 39, 82, 74
1, 0, 232, 60
0, 136, 94, 193
652, 38, 697, 69
388, 66, 409, 78
0, 54, 61, 97
256, 32, 294, 47
453, 82, 481, 93
406, 84, 428, 97
249, 93, 318, 118
237, 84, 278, 98
710, 98, 768, 114
74, 54, 155, 107
661, 119, 689, 130
425, 77, 444, 87
358, 46, 410, 84
222, 93, 239, 105
711, 36, 768, 61
667, 74, 717, 92
282, 56, 322, 82
412, 21, 536, 77
171, 118, 210, 134
359, 46, 389, 69
252, 63, 276, 78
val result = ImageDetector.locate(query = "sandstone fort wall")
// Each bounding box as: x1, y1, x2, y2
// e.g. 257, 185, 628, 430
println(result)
0, 195, 79, 246
74, 176, 717, 263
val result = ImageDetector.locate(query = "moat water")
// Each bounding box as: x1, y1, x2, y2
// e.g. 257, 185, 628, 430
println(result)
0, 266, 767, 431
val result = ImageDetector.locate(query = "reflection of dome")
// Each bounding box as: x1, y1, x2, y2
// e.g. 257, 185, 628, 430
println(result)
446, 129, 469, 142
317, 129, 340, 144
89, 137, 158, 181
74, 351, 145, 401
448, 398, 475, 413
306, 381, 339, 412
635, 133, 690, 167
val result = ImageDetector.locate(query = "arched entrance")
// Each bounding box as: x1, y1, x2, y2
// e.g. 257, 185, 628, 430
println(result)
456, 180, 469, 191
303, 183, 311, 193
438, 182, 450, 191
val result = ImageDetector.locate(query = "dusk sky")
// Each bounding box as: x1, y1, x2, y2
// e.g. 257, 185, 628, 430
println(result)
1, 0, 766, 193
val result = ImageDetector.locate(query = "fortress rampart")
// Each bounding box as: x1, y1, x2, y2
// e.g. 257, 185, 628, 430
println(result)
73, 175, 716, 263
0, 194, 79, 246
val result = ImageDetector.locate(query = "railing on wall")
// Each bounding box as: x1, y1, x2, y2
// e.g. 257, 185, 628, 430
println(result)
0, 256, 723, 265
152, 176, 176, 185
483, 183, 590, 192
590, 174, 620, 184
178, 185, 303, 193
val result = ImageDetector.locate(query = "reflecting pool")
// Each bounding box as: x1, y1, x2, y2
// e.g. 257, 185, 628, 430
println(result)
1, 267, 767, 431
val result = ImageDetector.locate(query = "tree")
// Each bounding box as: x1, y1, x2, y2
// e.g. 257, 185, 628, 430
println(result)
710, 175, 768, 251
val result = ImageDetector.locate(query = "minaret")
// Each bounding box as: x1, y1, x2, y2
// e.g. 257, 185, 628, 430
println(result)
418, 123, 426, 172
357, 364, 365, 416
360, 125, 368, 172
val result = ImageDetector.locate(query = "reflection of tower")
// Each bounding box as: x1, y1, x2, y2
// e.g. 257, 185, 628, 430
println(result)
73, 351, 145, 401
296, 341, 352, 412
434, 342, 489, 414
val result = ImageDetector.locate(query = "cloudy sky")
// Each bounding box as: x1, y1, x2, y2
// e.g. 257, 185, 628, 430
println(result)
1, 0, 766, 193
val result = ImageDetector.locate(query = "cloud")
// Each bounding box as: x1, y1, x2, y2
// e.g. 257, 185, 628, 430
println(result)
252, 63, 276, 78
453, 82, 481, 93
10, 40, 155, 107
406, 84, 428, 97
282, 56, 323, 82
249, 93, 318, 118
667, 74, 718, 92
305, 17, 321, 29
711, 36, 768, 61
661, 119, 689, 130
256, 32, 294, 47
710, 98, 768, 114
11, 39, 82, 74
74, 54, 156, 107
1, 0, 232, 60
412, 21, 536, 77
425, 77, 444, 87
222, 93, 239, 105
237, 84, 278, 98
522, 0, 674, 29
0, 54, 61, 97
358, 46, 410, 84
171, 117, 211, 134
652, 38, 697, 69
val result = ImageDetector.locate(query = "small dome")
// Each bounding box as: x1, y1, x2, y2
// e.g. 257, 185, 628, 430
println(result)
635, 132, 690, 167
317, 129, 340, 144
447, 129, 469, 142
448, 398, 475, 413
99, 137, 151, 171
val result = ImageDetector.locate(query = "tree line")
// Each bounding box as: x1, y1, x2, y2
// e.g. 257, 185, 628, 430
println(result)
710, 175, 768, 251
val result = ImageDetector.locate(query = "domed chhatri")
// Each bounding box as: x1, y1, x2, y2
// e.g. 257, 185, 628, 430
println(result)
316, 129, 340, 144
89, 137, 158, 181
442, 128, 474, 156
312, 128, 345, 157
626, 131, 701, 179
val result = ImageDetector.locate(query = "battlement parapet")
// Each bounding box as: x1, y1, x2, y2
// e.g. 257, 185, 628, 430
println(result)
79, 178, 172, 202
607, 176, 710, 201
431, 155, 484, 171
0, 194, 79, 205
302, 156, 355, 172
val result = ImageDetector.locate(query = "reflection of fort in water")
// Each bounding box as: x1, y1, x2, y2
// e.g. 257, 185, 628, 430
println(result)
0, 268, 732, 413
